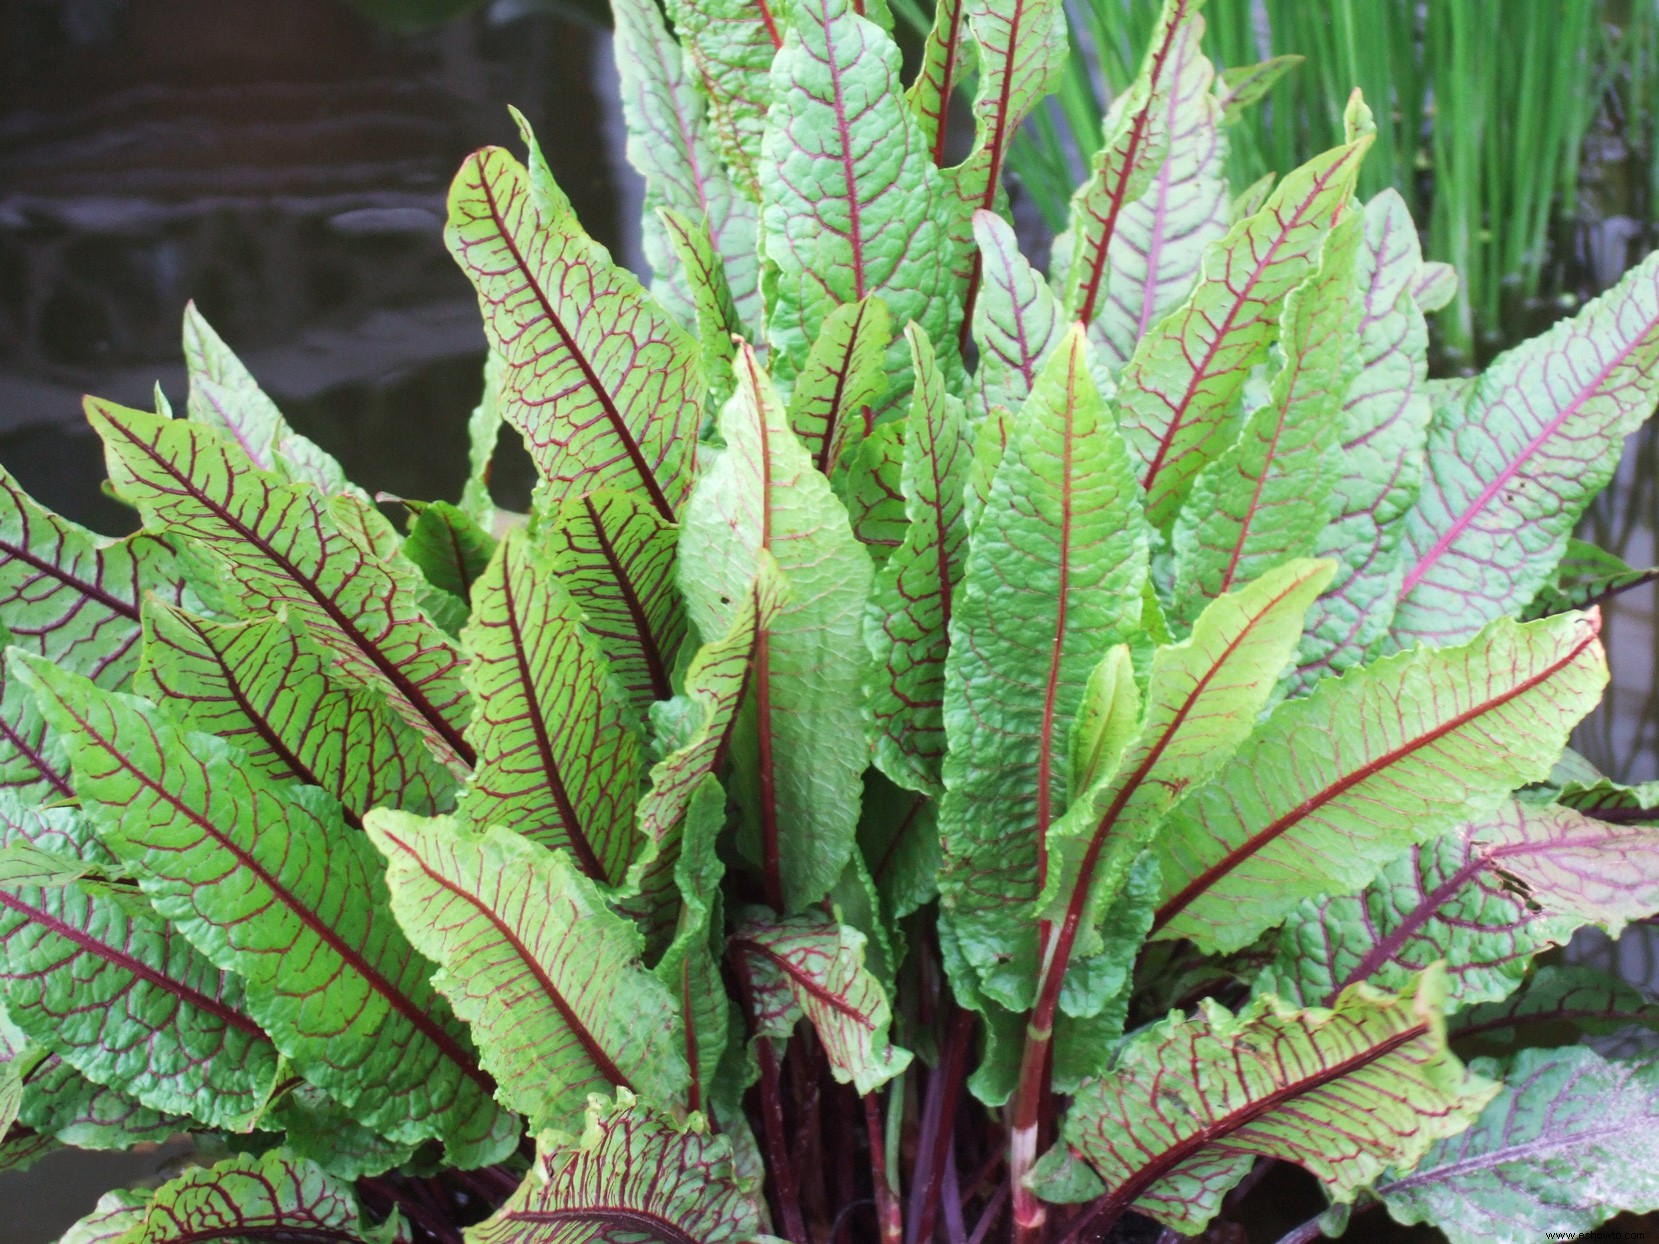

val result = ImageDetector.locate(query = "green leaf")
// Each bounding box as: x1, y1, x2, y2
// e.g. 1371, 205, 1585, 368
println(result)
658, 208, 746, 412
1450, 963, 1659, 1050
469, 1094, 768, 1244
950, 0, 1067, 216
857, 772, 937, 921
1268, 798, 1659, 1011
0, 793, 279, 1129
18, 660, 512, 1164
620, 563, 777, 955
1294, 190, 1435, 686
1377, 1046, 1659, 1244
67, 1150, 400, 1244
1216, 53, 1300, 122
905, 0, 970, 164
1040, 559, 1333, 994
761, 0, 957, 391
1151, 611, 1608, 954
1525, 537, 1659, 620
85, 400, 475, 769
446, 144, 703, 521
135, 603, 455, 824
679, 345, 873, 913
1068, 0, 1228, 371
367, 812, 687, 1131
458, 530, 645, 885
866, 325, 972, 796
661, 0, 786, 199
1169, 212, 1360, 620
459, 351, 503, 527
181, 303, 357, 497
1035, 970, 1495, 1235
1117, 134, 1369, 526
1394, 247, 1659, 646
402, 499, 497, 607
938, 326, 1148, 1007
55, 1192, 145, 1244
970, 210, 1065, 419
843, 418, 908, 560
611, 0, 761, 330
1054, 0, 1187, 326
786, 296, 891, 477
542, 488, 687, 714
730, 907, 911, 1093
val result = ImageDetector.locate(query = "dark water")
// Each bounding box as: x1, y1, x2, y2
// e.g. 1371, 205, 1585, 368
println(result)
1, 1, 1656, 1239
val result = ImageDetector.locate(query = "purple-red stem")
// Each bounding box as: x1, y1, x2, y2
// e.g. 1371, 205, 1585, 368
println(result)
865, 1093, 903, 1244
733, 955, 808, 1243
907, 1005, 975, 1244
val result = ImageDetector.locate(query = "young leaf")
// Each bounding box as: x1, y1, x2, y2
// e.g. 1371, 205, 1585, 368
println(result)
542, 488, 687, 714
620, 563, 778, 956
970, 210, 1065, 418
661, 0, 784, 199
181, 303, 357, 497
1394, 247, 1659, 646
1117, 135, 1369, 525
0, 795, 279, 1128
1071, 0, 1228, 371
1294, 190, 1435, 684
906, 0, 970, 164
1033, 971, 1495, 1236
1169, 212, 1360, 619
866, 326, 972, 796
1151, 611, 1608, 954
18, 661, 512, 1163
401, 499, 496, 607
469, 1094, 767, 1244
135, 604, 455, 824
786, 296, 891, 477
66, 1149, 400, 1244
938, 326, 1148, 1007
460, 350, 504, 527
679, 346, 873, 913
730, 907, 911, 1093
1055, 0, 1190, 326
1269, 799, 1659, 1011
86, 401, 475, 769
367, 812, 688, 1131
611, 0, 761, 329
446, 144, 703, 521
1376, 1046, 1659, 1244
761, 0, 957, 390
658, 208, 746, 411
1039, 559, 1334, 1000
458, 530, 645, 885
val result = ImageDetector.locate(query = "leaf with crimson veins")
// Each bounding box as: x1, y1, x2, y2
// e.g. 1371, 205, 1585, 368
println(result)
469, 1094, 768, 1244
17, 658, 514, 1166
1031, 969, 1495, 1236
447, 143, 703, 522
85, 399, 475, 771
367, 812, 688, 1132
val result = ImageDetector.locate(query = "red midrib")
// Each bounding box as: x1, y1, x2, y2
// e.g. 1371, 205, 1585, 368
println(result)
1398, 323, 1659, 600
1073, 0, 1190, 326
382, 829, 631, 1091
186, 617, 362, 831
581, 496, 673, 704
1085, 1022, 1429, 1222
1218, 397, 1295, 594
927, 0, 966, 167
101, 414, 477, 769
0, 715, 73, 798
475, 161, 677, 523
70, 706, 493, 1093
1140, 150, 1358, 496
1151, 627, 1600, 934
496, 551, 609, 883
814, 300, 871, 473
756, 0, 783, 48
0, 539, 140, 622
733, 936, 877, 1030
0, 888, 268, 1040
824, 0, 868, 303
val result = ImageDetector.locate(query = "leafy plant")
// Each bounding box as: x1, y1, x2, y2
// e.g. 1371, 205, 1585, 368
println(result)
4, 0, 1659, 1242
